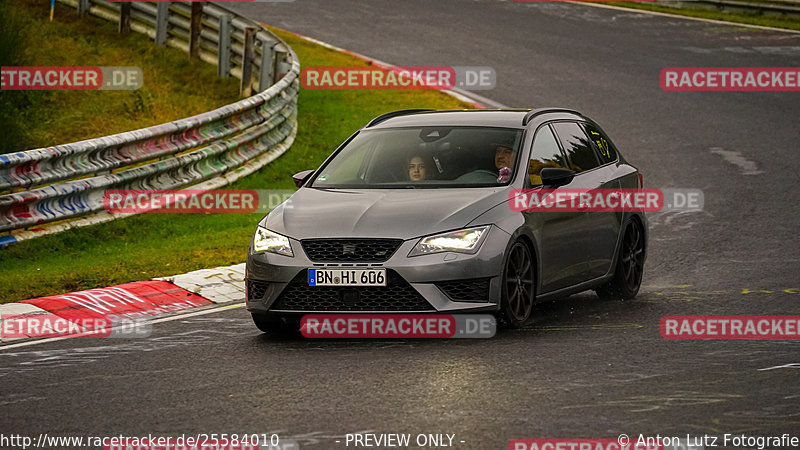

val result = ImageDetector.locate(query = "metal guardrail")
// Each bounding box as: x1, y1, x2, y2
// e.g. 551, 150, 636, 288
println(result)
0, 0, 300, 245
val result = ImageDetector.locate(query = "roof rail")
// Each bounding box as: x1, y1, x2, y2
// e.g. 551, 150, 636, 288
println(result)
522, 108, 582, 126
366, 109, 435, 127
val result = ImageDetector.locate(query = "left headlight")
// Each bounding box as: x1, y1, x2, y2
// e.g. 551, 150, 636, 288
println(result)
253, 226, 293, 257
409, 225, 490, 257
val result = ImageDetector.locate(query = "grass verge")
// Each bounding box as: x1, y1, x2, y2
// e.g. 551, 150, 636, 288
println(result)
0, 0, 240, 153
597, 1, 800, 32
0, 27, 473, 304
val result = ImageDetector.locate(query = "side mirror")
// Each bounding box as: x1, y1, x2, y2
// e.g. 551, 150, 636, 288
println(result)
540, 168, 575, 187
292, 169, 315, 188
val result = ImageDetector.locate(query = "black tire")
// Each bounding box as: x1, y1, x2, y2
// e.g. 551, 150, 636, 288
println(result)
596, 219, 645, 301
499, 240, 535, 328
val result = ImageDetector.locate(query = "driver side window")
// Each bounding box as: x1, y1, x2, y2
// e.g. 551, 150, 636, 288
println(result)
528, 125, 567, 186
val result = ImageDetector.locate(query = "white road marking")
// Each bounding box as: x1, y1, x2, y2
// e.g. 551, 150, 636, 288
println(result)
0, 303, 51, 315
758, 363, 800, 371
568, 1, 800, 34
710, 147, 763, 175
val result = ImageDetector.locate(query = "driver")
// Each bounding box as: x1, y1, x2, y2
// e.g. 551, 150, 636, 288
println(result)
494, 145, 515, 170
494, 144, 515, 183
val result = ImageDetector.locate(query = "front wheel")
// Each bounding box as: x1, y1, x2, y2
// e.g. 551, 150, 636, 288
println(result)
596, 219, 645, 300
499, 241, 535, 328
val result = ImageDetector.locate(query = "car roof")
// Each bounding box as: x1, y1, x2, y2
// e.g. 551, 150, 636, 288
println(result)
365, 108, 584, 129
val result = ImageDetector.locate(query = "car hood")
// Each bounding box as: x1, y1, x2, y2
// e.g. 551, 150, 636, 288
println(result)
265, 187, 511, 240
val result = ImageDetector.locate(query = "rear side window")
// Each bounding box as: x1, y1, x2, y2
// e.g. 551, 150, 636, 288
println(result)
583, 122, 618, 164
552, 122, 600, 173
527, 125, 567, 186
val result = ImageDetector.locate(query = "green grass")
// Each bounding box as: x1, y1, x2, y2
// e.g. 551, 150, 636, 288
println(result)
0, 0, 240, 153
597, 1, 800, 32
0, 27, 473, 304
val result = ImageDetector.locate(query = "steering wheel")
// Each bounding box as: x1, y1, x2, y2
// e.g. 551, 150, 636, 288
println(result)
454, 169, 498, 183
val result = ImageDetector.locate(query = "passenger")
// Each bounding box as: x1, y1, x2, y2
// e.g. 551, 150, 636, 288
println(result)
408, 155, 427, 181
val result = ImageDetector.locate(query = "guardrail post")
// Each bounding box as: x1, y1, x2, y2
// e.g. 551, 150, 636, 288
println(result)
189, 3, 203, 62
218, 14, 232, 77
155, 2, 170, 46
240, 27, 257, 97
274, 49, 288, 85
77, 0, 90, 17
119, 2, 131, 33
258, 35, 276, 92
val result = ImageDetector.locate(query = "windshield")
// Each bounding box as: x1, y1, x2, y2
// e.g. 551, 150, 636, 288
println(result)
310, 126, 524, 188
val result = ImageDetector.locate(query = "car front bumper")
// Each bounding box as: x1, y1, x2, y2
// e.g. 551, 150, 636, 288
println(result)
245, 226, 511, 315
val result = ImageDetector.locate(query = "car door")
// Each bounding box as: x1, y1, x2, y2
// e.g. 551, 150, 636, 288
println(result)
580, 121, 624, 279
522, 123, 586, 293
551, 121, 620, 282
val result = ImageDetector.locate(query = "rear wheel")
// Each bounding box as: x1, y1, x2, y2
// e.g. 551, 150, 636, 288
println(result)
596, 219, 645, 300
499, 241, 535, 328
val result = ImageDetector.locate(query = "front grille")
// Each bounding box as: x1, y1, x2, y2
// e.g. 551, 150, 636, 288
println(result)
271, 270, 434, 312
247, 280, 269, 301
436, 278, 491, 301
301, 239, 403, 262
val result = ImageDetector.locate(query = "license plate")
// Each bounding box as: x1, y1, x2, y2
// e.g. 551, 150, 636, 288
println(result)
308, 268, 386, 286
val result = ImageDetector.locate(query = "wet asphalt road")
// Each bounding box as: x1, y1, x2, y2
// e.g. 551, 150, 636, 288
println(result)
3, 1, 800, 449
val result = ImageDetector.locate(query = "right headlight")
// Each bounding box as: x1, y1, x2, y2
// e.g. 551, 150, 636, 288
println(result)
409, 226, 490, 257
253, 226, 293, 257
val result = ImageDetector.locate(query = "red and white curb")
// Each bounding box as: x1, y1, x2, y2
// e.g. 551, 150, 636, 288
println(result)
0, 263, 246, 343
155, 263, 246, 304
